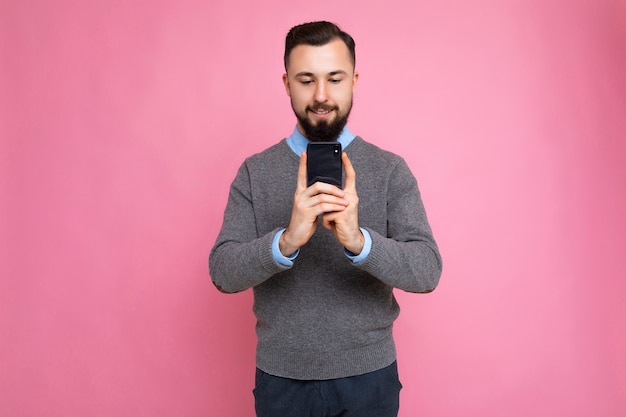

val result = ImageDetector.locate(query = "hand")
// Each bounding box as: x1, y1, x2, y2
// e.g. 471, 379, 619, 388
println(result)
279, 152, 350, 256
321, 153, 364, 254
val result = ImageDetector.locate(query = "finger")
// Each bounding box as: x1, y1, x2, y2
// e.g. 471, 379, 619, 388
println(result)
308, 194, 348, 212
321, 211, 339, 230
342, 152, 356, 191
321, 216, 335, 231
296, 151, 308, 191
308, 181, 346, 198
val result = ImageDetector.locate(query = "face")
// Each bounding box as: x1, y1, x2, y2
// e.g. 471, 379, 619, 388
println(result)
283, 38, 358, 141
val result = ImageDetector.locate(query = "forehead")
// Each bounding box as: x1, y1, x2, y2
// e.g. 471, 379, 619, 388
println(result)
286, 39, 353, 75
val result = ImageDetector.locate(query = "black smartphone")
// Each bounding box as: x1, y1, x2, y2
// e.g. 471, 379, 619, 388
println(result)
306, 142, 343, 188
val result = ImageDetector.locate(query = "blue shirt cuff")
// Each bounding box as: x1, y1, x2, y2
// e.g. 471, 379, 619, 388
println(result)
272, 229, 299, 267
345, 228, 372, 263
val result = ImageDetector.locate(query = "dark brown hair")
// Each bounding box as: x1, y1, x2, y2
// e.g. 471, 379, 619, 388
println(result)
284, 21, 356, 70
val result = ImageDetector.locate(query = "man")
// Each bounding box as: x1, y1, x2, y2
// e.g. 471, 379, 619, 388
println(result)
209, 21, 442, 417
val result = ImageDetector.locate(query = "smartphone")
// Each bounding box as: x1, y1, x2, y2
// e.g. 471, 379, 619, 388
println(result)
306, 142, 343, 188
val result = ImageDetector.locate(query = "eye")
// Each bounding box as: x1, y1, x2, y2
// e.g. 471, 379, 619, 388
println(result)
329, 78, 342, 84
299, 79, 313, 85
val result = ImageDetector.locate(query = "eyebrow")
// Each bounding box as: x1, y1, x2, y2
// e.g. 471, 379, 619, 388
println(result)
294, 70, 349, 78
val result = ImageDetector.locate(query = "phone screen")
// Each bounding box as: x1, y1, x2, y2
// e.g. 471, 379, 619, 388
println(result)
306, 142, 343, 188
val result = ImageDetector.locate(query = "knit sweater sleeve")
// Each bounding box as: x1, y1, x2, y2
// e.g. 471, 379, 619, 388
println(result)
209, 160, 291, 293
355, 157, 442, 293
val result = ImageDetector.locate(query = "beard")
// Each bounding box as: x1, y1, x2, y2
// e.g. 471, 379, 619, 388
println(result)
293, 100, 353, 142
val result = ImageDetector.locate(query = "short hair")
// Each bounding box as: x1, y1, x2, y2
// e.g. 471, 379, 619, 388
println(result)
284, 21, 356, 71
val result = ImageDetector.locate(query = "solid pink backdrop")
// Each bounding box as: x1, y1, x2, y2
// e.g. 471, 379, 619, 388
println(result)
1, 1, 625, 416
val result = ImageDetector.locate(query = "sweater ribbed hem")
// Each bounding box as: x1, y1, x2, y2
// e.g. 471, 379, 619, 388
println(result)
256, 335, 396, 380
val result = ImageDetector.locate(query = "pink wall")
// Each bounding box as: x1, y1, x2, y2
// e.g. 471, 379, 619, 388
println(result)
1, 1, 625, 416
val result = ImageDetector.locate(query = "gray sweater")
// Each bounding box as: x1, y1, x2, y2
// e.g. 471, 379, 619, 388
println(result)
209, 137, 442, 380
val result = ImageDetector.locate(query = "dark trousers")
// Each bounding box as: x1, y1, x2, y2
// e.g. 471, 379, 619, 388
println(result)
254, 361, 402, 417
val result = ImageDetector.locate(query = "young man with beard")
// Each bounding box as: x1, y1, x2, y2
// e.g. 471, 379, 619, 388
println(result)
209, 21, 442, 417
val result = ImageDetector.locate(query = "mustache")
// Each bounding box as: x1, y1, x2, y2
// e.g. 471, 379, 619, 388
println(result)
307, 104, 338, 112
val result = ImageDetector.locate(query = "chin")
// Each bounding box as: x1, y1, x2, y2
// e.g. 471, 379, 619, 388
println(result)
310, 117, 335, 127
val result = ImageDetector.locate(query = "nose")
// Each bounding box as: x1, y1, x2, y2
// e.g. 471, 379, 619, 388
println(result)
314, 82, 328, 103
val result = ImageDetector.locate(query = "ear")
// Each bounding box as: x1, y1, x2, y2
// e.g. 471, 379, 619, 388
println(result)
282, 73, 291, 97
352, 71, 359, 89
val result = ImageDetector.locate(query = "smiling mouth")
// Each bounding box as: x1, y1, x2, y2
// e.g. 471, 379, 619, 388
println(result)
308, 106, 335, 117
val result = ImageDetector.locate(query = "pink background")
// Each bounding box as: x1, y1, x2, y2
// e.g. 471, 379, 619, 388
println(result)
2, 1, 625, 416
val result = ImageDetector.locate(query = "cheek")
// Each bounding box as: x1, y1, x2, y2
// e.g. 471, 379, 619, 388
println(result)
290, 91, 310, 108
336, 90, 353, 107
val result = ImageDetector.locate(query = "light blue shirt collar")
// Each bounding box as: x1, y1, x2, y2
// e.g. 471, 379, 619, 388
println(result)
286, 125, 356, 155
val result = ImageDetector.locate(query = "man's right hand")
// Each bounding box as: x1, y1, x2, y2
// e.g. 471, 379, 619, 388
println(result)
279, 151, 349, 256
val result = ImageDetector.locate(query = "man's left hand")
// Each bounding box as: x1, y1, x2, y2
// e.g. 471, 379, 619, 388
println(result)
321, 152, 364, 254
